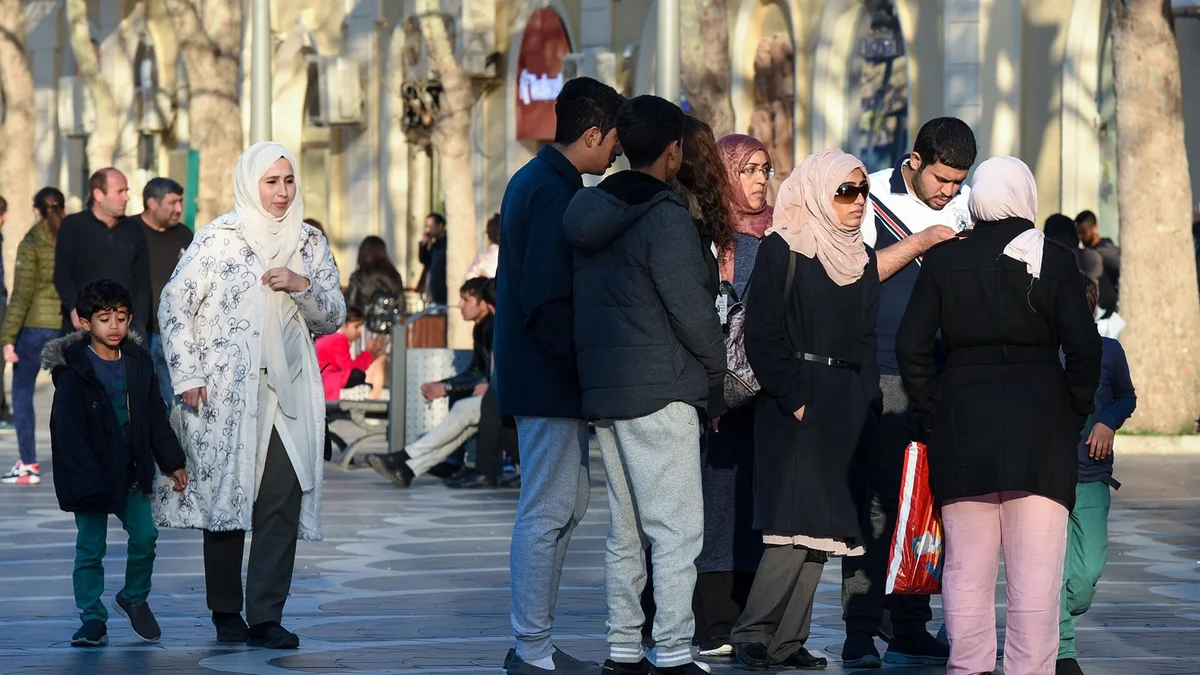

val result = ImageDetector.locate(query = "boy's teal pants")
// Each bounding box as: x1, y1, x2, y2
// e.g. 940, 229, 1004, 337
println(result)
73, 490, 158, 624
1058, 480, 1111, 660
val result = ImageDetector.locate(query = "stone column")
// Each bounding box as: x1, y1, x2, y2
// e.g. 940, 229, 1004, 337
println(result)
25, 0, 61, 191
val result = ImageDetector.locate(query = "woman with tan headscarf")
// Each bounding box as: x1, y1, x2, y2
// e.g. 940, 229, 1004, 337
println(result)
157, 142, 345, 650
729, 149, 881, 670
896, 156, 1101, 675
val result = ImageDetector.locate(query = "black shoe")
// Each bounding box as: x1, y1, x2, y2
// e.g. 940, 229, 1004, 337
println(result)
841, 632, 881, 669
452, 472, 499, 489
734, 643, 771, 671
71, 619, 108, 647
212, 611, 249, 643
780, 647, 827, 670
443, 467, 482, 487
1057, 658, 1086, 675
650, 663, 711, 675
367, 453, 414, 487
602, 658, 652, 674
505, 647, 601, 674
884, 631, 949, 665
114, 595, 161, 642
426, 461, 461, 479
499, 473, 522, 489
246, 621, 300, 649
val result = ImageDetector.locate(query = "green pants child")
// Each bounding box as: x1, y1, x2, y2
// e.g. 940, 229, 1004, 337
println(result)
73, 490, 159, 624
1058, 481, 1111, 660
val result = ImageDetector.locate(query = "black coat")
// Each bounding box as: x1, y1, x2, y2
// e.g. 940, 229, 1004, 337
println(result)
494, 145, 585, 419
743, 234, 881, 539
896, 218, 1103, 507
53, 211, 153, 334
442, 313, 495, 394
42, 332, 186, 513
564, 171, 726, 422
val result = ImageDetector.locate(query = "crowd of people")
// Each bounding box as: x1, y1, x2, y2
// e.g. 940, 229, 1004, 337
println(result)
0, 70, 1180, 675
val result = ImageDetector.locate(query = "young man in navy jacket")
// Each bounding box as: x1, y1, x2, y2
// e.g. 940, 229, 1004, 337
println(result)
493, 77, 624, 675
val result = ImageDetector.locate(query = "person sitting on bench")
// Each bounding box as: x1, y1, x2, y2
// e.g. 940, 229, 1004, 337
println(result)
316, 302, 388, 400
366, 277, 495, 487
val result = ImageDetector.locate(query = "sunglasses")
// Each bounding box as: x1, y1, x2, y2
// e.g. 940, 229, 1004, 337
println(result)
834, 183, 870, 204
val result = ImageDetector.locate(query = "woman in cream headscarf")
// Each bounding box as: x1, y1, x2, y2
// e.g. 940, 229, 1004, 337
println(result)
896, 156, 1101, 675
730, 149, 881, 670
156, 142, 345, 649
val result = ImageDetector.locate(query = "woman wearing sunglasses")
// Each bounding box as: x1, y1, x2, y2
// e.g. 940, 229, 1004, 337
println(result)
729, 149, 881, 670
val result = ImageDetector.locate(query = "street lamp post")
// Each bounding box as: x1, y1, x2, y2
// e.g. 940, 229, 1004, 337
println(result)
250, 0, 272, 143
656, 0, 680, 103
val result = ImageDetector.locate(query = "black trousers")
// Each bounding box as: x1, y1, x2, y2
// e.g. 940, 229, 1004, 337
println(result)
732, 545, 827, 663
692, 571, 756, 648
203, 429, 303, 626
473, 384, 519, 479
841, 374, 932, 639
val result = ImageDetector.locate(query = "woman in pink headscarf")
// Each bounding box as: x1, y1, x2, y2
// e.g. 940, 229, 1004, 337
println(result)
895, 156, 1101, 675
716, 134, 774, 293
729, 149, 881, 670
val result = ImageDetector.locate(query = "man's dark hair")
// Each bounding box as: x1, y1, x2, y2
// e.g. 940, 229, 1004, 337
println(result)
1075, 210, 1097, 227
615, 95, 684, 169
76, 279, 133, 323
912, 117, 977, 171
486, 212, 500, 245
86, 167, 120, 208
0, 195, 7, 216
1044, 214, 1079, 249
1082, 274, 1100, 315
427, 212, 446, 227
460, 276, 496, 306
143, 177, 184, 205
553, 77, 625, 145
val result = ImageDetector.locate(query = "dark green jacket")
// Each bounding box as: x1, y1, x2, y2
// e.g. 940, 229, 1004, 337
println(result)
1, 221, 62, 345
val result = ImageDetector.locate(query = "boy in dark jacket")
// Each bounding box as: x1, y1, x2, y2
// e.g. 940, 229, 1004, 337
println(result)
564, 95, 725, 675
1057, 276, 1137, 675
43, 280, 188, 647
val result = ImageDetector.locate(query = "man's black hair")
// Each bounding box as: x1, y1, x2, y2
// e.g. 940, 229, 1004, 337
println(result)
76, 279, 133, 323
1075, 210, 1097, 226
553, 77, 625, 145
615, 95, 684, 169
427, 212, 446, 227
143, 177, 184, 205
912, 117, 977, 171
0, 195, 7, 216
460, 276, 496, 306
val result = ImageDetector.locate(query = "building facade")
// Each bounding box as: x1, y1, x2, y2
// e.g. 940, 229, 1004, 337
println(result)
9, 0, 1200, 292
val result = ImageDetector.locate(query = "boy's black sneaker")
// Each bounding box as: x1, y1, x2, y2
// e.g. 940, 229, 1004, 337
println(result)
733, 643, 771, 671
212, 611, 249, 643
1057, 658, 1086, 675
649, 662, 711, 675
780, 647, 828, 670
883, 631, 949, 665
71, 619, 109, 647
367, 453, 414, 487
114, 595, 161, 641
841, 632, 882, 669
247, 621, 300, 649
602, 658, 652, 674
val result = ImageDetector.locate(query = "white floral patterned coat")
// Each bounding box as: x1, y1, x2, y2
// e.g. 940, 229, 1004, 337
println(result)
154, 213, 345, 540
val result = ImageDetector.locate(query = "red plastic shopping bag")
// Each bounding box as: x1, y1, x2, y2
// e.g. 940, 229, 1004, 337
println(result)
885, 442, 944, 595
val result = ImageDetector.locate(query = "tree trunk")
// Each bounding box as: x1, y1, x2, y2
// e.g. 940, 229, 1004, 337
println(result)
0, 0, 36, 292
680, 0, 735, 138
65, 0, 120, 171
419, 2, 478, 349
165, 0, 244, 226
1108, 0, 1200, 432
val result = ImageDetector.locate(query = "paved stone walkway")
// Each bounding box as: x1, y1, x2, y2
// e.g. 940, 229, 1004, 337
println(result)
0, 379, 1197, 674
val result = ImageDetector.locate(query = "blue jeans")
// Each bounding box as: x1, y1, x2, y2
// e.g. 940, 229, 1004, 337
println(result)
13, 328, 60, 465
148, 333, 174, 405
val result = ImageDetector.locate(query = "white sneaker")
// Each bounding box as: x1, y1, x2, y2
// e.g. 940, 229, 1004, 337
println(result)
697, 644, 733, 658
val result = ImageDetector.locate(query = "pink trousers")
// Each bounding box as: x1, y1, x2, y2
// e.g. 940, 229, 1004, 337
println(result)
942, 491, 1069, 675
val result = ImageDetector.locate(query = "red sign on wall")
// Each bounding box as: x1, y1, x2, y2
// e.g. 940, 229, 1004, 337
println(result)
516, 8, 571, 141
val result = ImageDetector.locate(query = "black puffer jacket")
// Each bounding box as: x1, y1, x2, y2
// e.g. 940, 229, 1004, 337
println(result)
564, 171, 726, 422
42, 331, 186, 513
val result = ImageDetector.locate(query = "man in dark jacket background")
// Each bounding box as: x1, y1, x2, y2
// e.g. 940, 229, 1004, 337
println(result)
565, 95, 725, 675
53, 168, 152, 336
493, 76, 624, 675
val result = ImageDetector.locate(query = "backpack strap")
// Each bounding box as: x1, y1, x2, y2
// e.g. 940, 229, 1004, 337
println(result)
783, 251, 797, 301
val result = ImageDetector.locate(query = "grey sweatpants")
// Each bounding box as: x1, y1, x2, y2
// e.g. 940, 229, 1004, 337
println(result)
596, 401, 704, 668
509, 416, 592, 662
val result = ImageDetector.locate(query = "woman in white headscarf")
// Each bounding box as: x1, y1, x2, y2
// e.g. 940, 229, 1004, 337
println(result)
731, 149, 881, 670
156, 142, 345, 649
895, 156, 1101, 675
